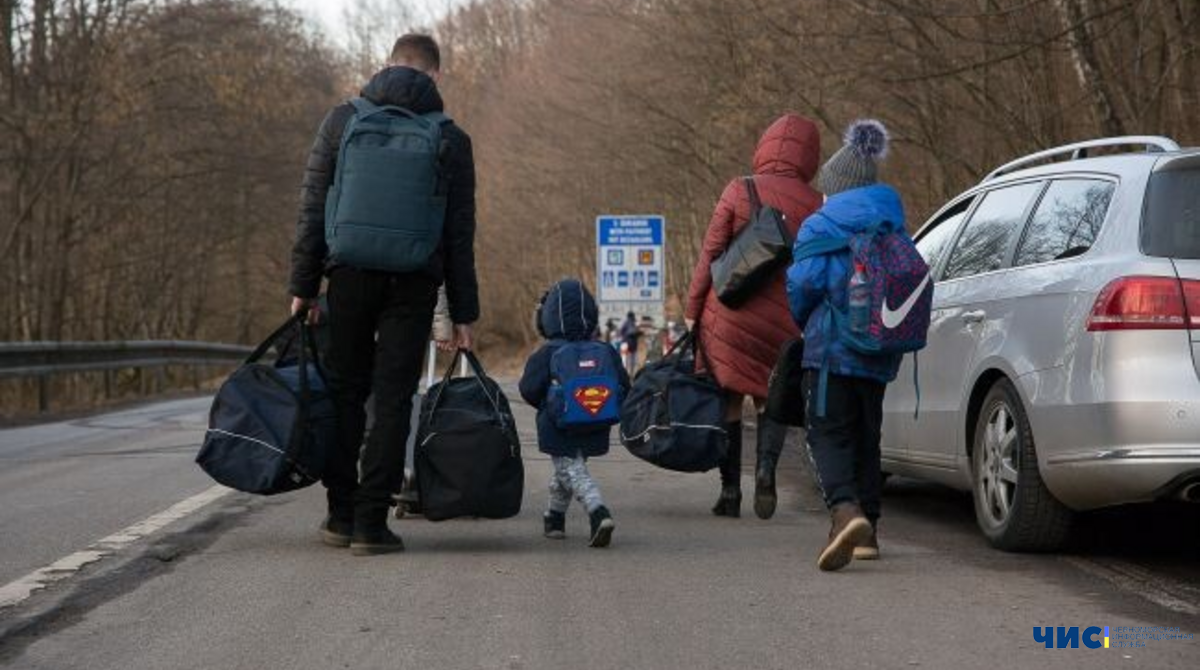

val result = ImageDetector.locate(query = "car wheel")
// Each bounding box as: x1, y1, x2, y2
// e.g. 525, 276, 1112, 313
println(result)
971, 379, 1072, 551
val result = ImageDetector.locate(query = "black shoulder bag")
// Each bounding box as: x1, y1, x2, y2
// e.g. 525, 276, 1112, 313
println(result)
709, 177, 793, 308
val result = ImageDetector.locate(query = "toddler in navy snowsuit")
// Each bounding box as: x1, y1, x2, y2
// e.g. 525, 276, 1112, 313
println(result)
519, 279, 630, 547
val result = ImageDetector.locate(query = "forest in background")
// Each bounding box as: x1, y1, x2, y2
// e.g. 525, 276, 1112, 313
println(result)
1, 0, 1198, 412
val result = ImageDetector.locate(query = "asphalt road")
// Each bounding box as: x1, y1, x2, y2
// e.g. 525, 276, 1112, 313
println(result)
0, 390, 1197, 670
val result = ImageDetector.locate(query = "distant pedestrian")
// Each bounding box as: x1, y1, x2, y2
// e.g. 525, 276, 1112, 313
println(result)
289, 34, 479, 555
685, 114, 822, 520
645, 325, 668, 365
519, 279, 630, 547
787, 119, 917, 570
619, 311, 641, 374
604, 318, 618, 349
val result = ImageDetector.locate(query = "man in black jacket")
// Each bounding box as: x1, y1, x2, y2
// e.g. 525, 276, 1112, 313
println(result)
289, 34, 479, 556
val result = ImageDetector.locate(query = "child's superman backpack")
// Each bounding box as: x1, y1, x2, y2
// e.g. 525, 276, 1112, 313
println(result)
548, 341, 623, 431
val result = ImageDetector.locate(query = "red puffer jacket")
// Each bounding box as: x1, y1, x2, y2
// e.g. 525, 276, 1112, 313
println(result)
685, 114, 822, 400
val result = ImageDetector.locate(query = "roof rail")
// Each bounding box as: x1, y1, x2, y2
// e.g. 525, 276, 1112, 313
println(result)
984, 136, 1180, 181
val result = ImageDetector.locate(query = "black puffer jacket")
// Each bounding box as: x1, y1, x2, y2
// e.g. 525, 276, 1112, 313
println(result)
289, 66, 480, 324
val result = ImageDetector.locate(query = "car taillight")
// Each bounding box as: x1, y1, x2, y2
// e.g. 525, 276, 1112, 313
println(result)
1086, 277, 1188, 331
1184, 280, 1200, 330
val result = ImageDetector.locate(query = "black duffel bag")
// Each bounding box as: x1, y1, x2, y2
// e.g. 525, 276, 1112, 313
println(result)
619, 329, 728, 472
710, 177, 793, 308
196, 313, 335, 494
415, 350, 524, 521
765, 338, 807, 427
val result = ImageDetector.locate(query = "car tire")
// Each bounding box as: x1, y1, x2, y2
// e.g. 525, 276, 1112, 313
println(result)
971, 379, 1072, 551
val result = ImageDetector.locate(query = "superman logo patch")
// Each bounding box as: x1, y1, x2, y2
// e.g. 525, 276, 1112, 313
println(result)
573, 385, 613, 416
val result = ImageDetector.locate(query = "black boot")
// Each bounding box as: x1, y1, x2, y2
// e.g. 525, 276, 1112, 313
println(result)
754, 415, 788, 520
588, 506, 615, 548
318, 515, 354, 548
350, 507, 405, 556
543, 510, 566, 539
712, 421, 743, 517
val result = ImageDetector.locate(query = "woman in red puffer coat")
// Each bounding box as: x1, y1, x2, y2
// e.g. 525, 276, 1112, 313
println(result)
685, 114, 822, 520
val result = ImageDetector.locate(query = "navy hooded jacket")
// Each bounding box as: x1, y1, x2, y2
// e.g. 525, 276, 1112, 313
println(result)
518, 279, 630, 458
786, 184, 907, 383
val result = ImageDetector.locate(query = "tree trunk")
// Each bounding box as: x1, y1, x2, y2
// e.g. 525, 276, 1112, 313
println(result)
1055, 0, 1127, 137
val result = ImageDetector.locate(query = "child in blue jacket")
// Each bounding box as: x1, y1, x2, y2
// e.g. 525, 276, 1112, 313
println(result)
519, 278, 630, 547
787, 120, 907, 572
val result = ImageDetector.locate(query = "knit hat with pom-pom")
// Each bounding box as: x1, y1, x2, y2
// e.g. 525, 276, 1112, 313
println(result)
817, 119, 889, 195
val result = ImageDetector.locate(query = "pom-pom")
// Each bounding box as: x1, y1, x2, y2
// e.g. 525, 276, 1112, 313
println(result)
844, 119, 889, 159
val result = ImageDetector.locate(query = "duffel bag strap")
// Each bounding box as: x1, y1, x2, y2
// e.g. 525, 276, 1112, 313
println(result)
692, 323, 715, 372
246, 311, 323, 435
744, 176, 761, 215
428, 349, 505, 425
462, 350, 506, 422
663, 328, 694, 361
246, 312, 306, 364
427, 349, 463, 412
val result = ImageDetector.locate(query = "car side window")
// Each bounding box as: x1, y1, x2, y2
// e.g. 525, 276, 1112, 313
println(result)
942, 182, 1043, 281
1013, 179, 1115, 267
916, 198, 973, 278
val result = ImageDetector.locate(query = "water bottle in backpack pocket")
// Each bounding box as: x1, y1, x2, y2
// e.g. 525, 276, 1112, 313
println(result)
847, 261, 871, 335
548, 341, 623, 431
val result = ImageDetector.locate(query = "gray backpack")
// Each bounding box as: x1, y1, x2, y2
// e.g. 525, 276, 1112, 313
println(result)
324, 97, 451, 272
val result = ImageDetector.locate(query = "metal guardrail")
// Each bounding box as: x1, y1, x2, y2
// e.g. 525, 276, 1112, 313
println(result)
0, 341, 253, 379
0, 340, 253, 412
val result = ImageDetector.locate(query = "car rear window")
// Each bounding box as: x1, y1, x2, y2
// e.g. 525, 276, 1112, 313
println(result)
1014, 179, 1115, 266
1143, 167, 1200, 259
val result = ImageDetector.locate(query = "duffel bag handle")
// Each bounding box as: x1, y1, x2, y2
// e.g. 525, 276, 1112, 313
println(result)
428, 349, 505, 424
246, 312, 305, 364
664, 324, 712, 365
245, 311, 324, 423
663, 328, 695, 361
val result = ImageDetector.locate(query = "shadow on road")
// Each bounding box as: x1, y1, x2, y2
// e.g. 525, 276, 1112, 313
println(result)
877, 476, 1200, 597
881, 477, 1200, 558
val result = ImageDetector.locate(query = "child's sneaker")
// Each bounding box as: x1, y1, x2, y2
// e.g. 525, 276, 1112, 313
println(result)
543, 511, 566, 539
588, 506, 615, 548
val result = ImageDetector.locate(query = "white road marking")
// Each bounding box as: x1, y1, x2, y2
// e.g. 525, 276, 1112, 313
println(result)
0, 484, 232, 610
1063, 556, 1200, 616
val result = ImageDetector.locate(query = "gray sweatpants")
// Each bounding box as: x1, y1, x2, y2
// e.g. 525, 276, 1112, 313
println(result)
548, 454, 605, 514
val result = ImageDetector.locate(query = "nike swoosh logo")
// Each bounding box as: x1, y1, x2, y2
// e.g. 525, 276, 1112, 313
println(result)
881, 273, 931, 329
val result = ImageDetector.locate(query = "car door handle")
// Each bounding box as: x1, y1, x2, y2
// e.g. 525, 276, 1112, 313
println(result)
961, 310, 987, 324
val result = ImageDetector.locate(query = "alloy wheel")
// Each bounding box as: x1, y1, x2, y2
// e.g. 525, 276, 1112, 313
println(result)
976, 402, 1020, 528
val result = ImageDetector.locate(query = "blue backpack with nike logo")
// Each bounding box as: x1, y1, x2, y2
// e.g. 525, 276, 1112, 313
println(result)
324, 98, 451, 273
548, 341, 623, 431
795, 222, 932, 416
795, 224, 932, 356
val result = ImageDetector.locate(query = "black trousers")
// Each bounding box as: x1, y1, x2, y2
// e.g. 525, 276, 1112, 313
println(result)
323, 267, 438, 528
803, 370, 887, 522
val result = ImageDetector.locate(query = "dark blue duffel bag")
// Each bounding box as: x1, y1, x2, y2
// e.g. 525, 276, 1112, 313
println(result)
619, 330, 728, 472
196, 313, 336, 494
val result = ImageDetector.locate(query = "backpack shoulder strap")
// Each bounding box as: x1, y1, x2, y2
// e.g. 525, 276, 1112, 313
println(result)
423, 110, 453, 127
349, 97, 377, 117
794, 236, 850, 261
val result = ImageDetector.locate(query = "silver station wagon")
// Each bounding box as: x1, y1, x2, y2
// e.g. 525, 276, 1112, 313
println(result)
880, 136, 1200, 551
